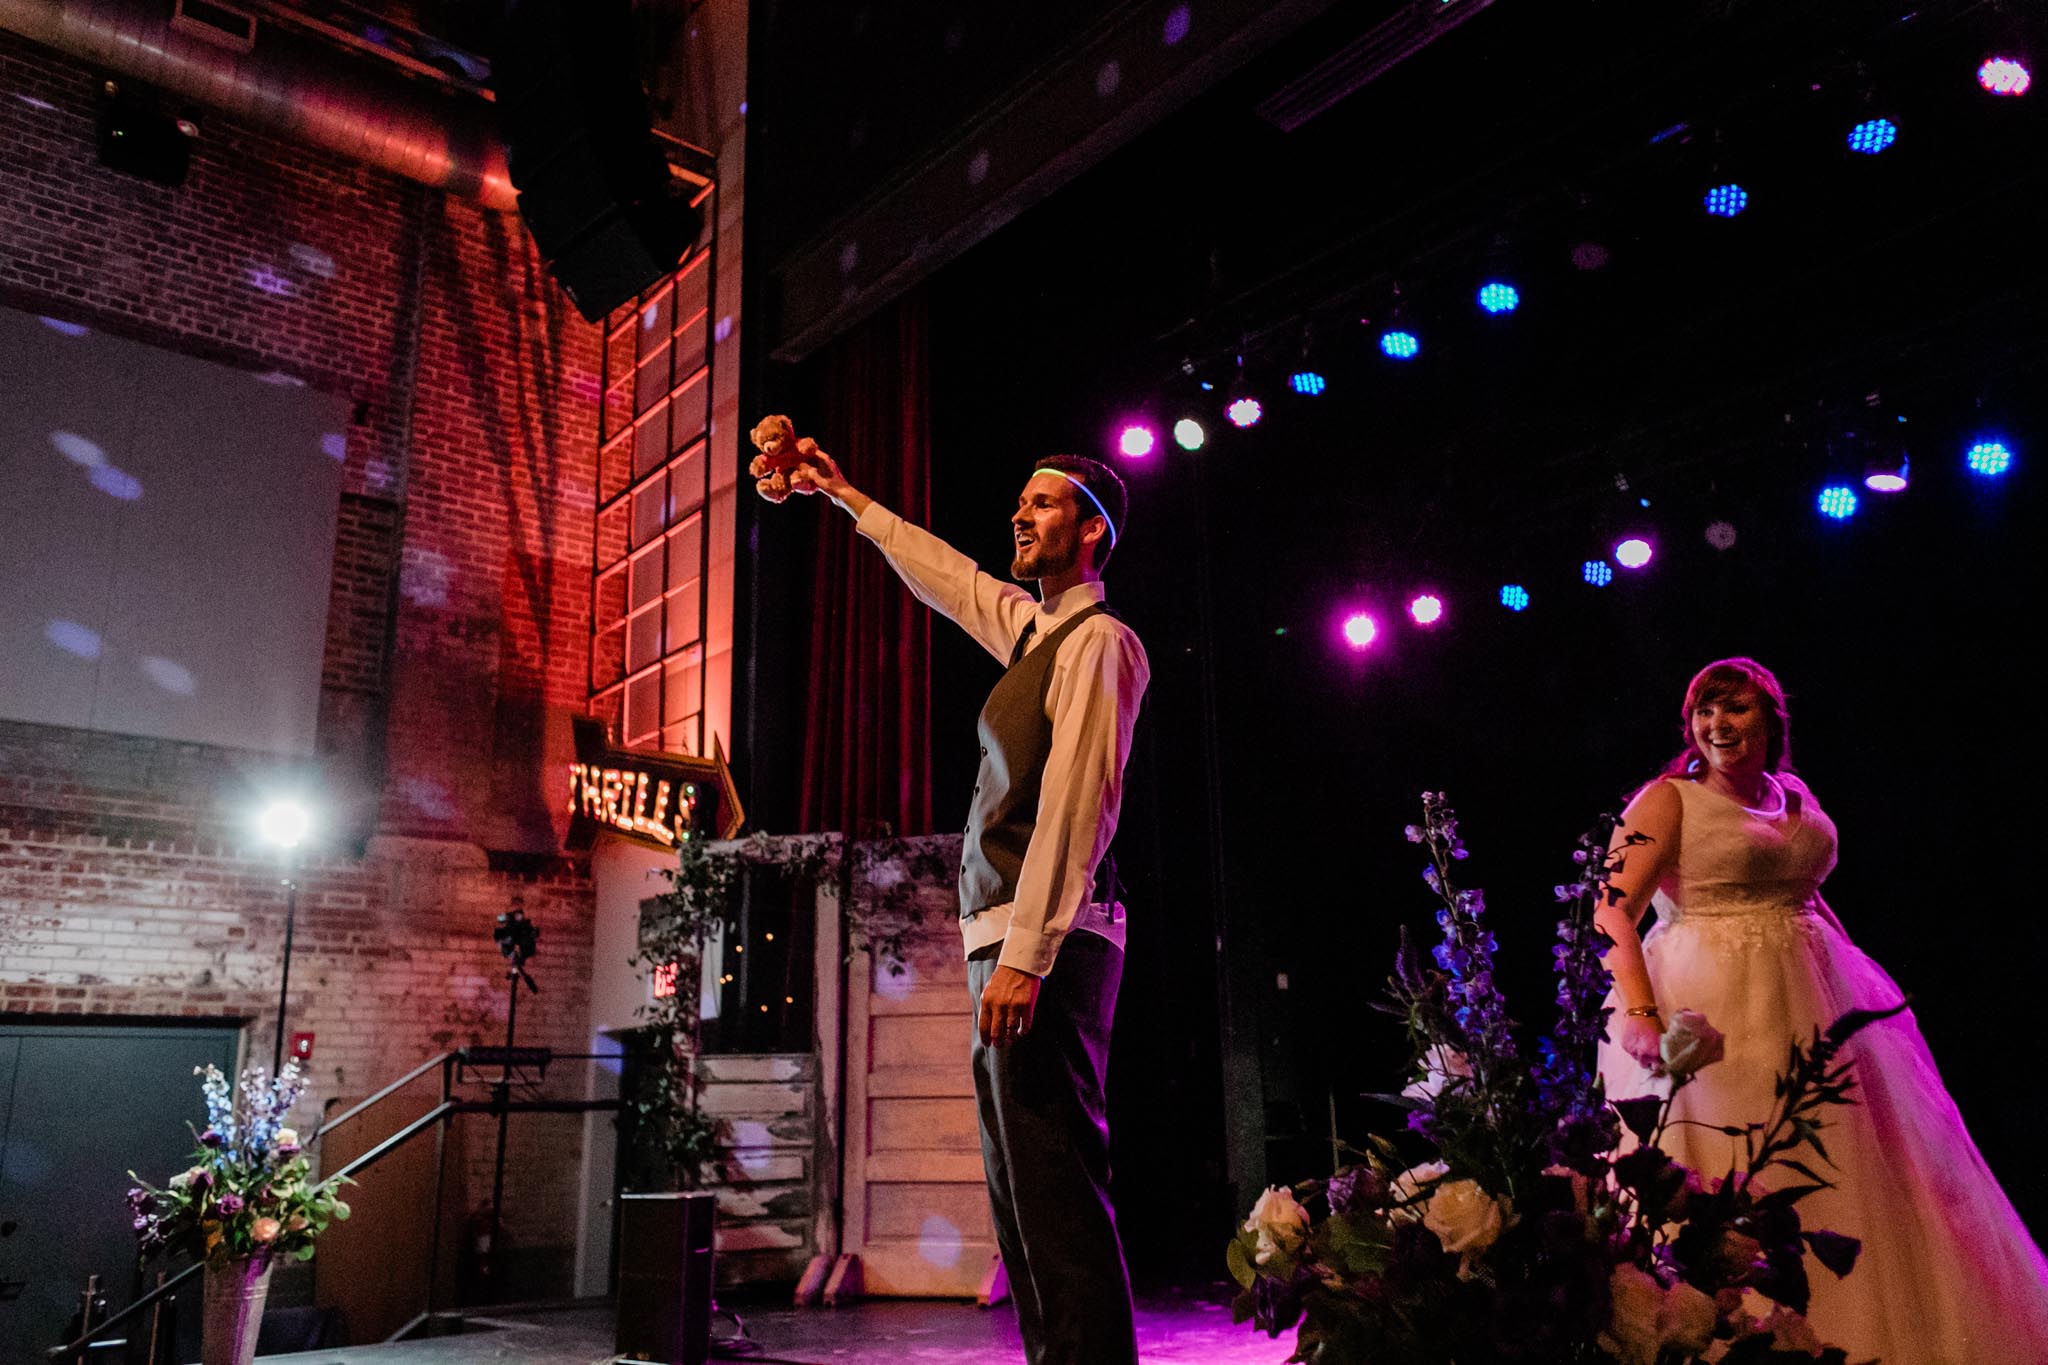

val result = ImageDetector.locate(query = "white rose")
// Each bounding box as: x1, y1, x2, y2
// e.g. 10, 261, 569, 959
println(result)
275, 1128, 299, 1148
1421, 1179, 1507, 1259
1400, 1046, 1474, 1103
1657, 1009, 1727, 1079
1387, 1160, 1450, 1223
1242, 1185, 1310, 1266
1600, 1263, 1667, 1365
1762, 1307, 1824, 1356
1658, 1280, 1717, 1355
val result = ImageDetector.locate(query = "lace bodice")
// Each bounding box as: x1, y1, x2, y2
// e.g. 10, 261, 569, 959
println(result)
1649, 773, 1838, 921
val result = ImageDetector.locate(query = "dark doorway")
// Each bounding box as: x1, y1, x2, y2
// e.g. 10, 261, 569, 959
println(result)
0, 1019, 240, 1362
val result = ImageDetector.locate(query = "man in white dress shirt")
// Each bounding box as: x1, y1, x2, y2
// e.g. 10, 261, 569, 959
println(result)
788, 443, 1148, 1365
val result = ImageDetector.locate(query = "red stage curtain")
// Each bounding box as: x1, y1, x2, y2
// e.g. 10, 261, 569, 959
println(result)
796, 290, 934, 836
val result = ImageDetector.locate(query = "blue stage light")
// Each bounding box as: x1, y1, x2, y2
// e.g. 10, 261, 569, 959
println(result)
1582, 560, 1613, 587
1499, 585, 1529, 612
1380, 330, 1420, 360
1965, 439, 2013, 477
1289, 371, 1326, 396
1847, 118, 1898, 154
1703, 184, 1749, 217
1817, 485, 1859, 520
1477, 282, 1520, 314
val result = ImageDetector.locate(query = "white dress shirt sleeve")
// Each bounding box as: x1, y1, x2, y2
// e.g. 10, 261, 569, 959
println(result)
998, 622, 1149, 977
855, 501, 1034, 664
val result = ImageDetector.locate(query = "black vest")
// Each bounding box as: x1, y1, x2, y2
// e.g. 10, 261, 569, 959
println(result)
958, 603, 1120, 919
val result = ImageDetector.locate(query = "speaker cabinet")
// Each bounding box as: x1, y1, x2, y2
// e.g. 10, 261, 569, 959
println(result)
615, 1191, 715, 1365
493, 0, 704, 321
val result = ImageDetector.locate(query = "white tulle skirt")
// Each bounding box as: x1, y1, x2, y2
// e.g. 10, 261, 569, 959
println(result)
1598, 907, 2048, 1365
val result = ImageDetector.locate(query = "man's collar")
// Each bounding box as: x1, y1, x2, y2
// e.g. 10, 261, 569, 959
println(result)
1036, 580, 1107, 623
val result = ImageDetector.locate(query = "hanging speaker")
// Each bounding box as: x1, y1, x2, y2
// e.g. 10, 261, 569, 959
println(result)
614, 1191, 714, 1365
493, 0, 703, 322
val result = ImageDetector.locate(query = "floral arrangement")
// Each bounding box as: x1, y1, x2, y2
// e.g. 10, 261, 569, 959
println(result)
129, 1060, 350, 1269
1227, 794, 1896, 1365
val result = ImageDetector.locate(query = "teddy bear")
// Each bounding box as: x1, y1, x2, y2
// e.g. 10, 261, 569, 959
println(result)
748, 414, 824, 503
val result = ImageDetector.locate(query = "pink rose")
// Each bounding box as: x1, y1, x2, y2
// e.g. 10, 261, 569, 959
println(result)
250, 1217, 282, 1244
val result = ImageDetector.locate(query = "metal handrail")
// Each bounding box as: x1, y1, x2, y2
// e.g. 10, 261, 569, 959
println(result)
45, 1094, 457, 1361
310, 1051, 456, 1146
49, 1047, 634, 1360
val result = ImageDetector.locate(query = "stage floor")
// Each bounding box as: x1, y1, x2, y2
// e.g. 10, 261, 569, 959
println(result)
262, 1295, 1293, 1364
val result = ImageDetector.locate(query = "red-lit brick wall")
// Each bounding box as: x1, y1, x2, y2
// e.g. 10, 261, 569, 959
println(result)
0, 24, 606, 1296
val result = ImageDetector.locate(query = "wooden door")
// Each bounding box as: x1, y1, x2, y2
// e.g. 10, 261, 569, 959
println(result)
838, 934, 993, 1297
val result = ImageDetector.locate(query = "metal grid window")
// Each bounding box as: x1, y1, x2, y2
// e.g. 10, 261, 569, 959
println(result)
590, 182, 718, 755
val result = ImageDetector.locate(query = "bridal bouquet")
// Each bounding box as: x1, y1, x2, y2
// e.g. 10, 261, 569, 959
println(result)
128, 1059, 351, 1269
1227, 795, 1891, 1365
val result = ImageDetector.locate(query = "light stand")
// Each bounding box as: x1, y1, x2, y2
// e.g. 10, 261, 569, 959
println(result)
271, 872, 299, 1079
487, 909, 540, 1301
257, 799, 312, 1079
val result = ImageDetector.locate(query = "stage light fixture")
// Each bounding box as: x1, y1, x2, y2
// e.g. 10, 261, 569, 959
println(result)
1582, 560, 1613, 587
1380, 329, 1420, 360
1846, 118, 1898, 155
1118, 425, 1156, 458
1703, 183, 1750, 217
1979, 57, 2031, 96
1965, 438, 2013, 476
1864, 456, 1909, 493
1173, 418, 1206, 451
1499, 585, 1530, 612
258, 799, 312, 850
1289, 371, 1327, 395
1226, 397, 1263, 428
1817, 485, 1859, 519
1705, 520, 1739, 551
1409, 594, 1445, 625
1477, 282, 1520, 314
1614, 538, 1654, 569
1341, 613, 1378, 649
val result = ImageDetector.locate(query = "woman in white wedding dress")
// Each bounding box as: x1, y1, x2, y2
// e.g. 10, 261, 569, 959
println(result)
1594, 657, 2048, 1364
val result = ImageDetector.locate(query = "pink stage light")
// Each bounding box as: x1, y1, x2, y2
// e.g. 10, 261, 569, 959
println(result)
1118, 425, 1156, 458
1409, 594, 1444, 625
1979, 57, 2031, 96
1341, 613, 1378, 649
1227, 397, 1264, 428
1614, 538, 1654, 569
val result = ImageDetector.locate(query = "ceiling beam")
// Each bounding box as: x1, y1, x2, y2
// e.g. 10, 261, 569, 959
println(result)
766, 0, 1347, 364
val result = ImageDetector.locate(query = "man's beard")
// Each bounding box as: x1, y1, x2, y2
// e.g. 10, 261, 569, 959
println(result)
1011, 541, 1075, 582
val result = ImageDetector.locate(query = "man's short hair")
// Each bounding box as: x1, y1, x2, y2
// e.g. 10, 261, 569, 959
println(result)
1033, 455, 1129, 569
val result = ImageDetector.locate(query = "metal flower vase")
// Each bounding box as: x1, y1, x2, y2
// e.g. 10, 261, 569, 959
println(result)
202, 1256, 273, 1365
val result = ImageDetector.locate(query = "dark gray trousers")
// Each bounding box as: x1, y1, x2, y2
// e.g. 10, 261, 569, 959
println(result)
968, 933, 1137, 1365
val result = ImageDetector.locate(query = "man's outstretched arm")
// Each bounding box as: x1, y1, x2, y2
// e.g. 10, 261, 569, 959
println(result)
790, 443, 1033, 662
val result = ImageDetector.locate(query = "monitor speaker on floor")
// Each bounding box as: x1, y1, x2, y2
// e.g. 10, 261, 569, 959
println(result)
615, 1190, 714, 1365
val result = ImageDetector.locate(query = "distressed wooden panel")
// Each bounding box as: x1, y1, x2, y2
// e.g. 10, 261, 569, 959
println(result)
712, 1151, 806, 1183
699, 1081, 808, 1118
700, 1053, 815, 1084
713, 1182, 811, 1221
863, 1151, 985, 1184
864, 1182, 993, 1243
719, 1116, 812, 1149
870, 1096, 980, 1152
869, 1013, 966, 1070
867, 1065, 974, 1099
714, 1220, 808, 1253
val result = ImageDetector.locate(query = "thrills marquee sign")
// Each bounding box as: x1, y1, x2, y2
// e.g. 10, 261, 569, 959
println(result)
566, 716, 745, 852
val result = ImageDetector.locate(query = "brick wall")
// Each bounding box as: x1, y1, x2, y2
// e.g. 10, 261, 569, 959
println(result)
0, 25, 608, 1301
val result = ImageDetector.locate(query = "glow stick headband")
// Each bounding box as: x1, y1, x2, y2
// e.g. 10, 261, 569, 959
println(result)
1037, 469, 1119, 550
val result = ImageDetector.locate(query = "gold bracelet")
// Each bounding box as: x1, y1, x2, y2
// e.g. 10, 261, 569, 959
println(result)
1622, 1005, 1661, 1019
